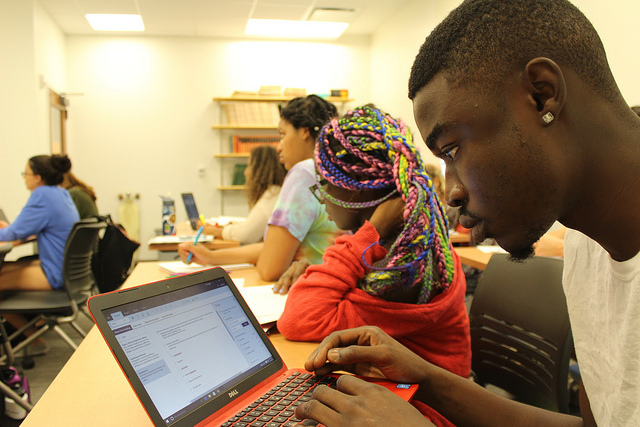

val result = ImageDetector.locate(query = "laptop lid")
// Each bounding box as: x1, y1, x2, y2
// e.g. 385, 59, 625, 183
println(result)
181, 193, 200, 231
89, 268, 287, 426
88, 268, 418, 426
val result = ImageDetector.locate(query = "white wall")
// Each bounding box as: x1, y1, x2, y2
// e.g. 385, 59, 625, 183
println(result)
0, 0, 63, 260
369, 0, 640, 167
65, 35, 370, 259
369, 0, 456, 166
0, 0, 40, 219
2, 0, 639, 261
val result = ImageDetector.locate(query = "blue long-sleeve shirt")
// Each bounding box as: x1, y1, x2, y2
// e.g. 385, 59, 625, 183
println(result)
0, 186, 80, 289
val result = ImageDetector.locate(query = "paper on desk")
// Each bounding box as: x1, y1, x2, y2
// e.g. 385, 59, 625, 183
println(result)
158, 261, 213, 274
476, 245, 508, 254
148, 235, 214, 244
236, 284, 287, 325
158, 261, 254, 275
156, 264, 285, 324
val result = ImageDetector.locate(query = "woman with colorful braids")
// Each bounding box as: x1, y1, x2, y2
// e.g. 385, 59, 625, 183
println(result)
277, 104, 470, 426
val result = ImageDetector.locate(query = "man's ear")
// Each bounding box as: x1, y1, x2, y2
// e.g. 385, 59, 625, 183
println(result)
523, 57, 566, 125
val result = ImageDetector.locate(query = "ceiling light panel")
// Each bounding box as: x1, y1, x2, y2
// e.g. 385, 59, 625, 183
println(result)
85, 14, 144, 31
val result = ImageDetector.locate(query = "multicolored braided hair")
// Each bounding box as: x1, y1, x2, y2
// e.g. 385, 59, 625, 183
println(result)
315, 104, 455, 304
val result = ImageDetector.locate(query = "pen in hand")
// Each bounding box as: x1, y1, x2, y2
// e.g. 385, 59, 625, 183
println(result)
186, 225, 204, 264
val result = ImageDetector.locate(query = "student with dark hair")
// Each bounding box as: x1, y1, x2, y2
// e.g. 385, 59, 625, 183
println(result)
277, 104, 470, 426
62, 168, 99, 219
179, 95, 340, 281
0, 154, 80, 354
292, 1, 640, 426
202, 145, 286, 244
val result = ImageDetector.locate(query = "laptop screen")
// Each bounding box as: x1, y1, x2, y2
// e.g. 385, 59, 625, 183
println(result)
99, 275, 275, 425
181, 193, 200, 230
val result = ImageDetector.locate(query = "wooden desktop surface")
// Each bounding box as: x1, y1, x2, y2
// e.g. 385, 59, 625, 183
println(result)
449, 231, 471, 245
22, 262, 318, 427
454, 246, 493, 271
0, 235, 37, 247
148, 238, 240, 252
148, 221, 241, 251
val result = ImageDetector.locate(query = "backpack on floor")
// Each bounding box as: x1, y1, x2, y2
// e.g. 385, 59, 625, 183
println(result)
1, 365, 30, 420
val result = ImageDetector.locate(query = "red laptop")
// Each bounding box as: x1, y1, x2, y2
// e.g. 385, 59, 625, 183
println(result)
88, 268, 418, 426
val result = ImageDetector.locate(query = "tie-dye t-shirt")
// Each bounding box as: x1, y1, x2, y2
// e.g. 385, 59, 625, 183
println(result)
267, 158, 339, 265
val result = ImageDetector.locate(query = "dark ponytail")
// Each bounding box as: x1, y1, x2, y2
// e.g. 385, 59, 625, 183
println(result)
29, 154, 71, 186
279, 95, 338, 141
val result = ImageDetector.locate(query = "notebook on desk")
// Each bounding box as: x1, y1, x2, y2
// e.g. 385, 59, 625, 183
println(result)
88, 268, 418, 427
181, 193, 201, 231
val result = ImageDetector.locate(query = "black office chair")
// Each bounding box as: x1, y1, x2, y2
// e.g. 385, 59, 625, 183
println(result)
0, 217, 107, 363
469, 253, 573, 413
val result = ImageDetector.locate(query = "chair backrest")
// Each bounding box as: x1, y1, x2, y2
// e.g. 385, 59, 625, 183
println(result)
62, 218, 107, 298
469, 254, 573, 413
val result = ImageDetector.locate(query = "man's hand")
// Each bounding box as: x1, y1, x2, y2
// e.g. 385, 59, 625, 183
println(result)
294, 375, 433, 427
272, 258, 310, 294
304, 326, 431, 384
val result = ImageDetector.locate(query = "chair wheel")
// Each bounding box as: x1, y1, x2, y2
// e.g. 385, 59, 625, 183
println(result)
21, 357, 35, 370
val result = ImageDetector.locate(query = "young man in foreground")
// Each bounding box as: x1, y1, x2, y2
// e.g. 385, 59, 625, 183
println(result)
293, 0, 640, 425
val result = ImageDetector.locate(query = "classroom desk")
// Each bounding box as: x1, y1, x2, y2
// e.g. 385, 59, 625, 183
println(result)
449, 231, 471, 245
21, 262, 318, 427
0, 235, 37, 248
454, 246, 494, 271
147, 237, 240, 252
148, 220, 241, 254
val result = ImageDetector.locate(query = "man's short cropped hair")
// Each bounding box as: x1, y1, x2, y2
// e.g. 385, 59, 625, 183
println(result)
408, 0, 620, 103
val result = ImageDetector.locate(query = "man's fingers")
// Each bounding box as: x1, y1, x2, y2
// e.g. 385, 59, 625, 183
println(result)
295, 386, 341, 426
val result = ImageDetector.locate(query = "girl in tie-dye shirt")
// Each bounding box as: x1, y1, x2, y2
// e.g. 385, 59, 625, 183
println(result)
178, 95, 340, 282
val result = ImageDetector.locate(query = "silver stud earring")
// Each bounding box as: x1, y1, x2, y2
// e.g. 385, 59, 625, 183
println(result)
542, 112, 555, 124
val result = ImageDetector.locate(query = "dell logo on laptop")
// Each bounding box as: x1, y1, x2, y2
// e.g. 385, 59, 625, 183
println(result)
228, 389, 239, 398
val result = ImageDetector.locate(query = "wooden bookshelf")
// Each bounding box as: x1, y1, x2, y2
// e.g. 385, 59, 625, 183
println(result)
217, 185, 247, 191
213, 96, 353, 103
211, 124, 278, 130
214, 153, 250, 158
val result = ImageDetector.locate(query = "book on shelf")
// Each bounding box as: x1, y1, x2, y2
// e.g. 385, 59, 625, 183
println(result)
223, 102, 280, 126
232, 163, 247, 185
232, 135, 280, 153
258, 85, 282, 96
283, 88, 307, 97
231, 90, 258, 97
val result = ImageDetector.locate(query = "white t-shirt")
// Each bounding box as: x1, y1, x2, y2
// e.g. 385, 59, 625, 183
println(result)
221, 185, 281, 244
563, 229, 640, 425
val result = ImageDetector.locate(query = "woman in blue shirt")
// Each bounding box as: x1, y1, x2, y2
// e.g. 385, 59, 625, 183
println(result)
0, 154, 79, 351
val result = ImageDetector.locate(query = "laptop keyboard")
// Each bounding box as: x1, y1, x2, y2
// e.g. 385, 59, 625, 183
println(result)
222, 372, 337, 426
